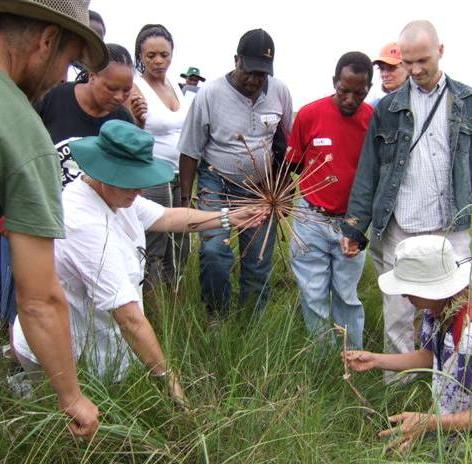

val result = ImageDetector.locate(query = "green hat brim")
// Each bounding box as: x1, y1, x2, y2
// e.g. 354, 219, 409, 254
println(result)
180, 71, 205, 82
70, 137, 175, 189
0, 0, 108, 72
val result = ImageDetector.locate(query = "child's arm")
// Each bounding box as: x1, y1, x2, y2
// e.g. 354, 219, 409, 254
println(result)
344, 349, 433, 372
438, 409, 472, 431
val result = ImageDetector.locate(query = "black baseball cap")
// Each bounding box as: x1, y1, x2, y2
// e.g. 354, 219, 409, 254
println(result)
237, 29, 274, 75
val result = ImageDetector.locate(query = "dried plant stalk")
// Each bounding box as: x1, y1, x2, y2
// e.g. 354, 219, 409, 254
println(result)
334, 323, 376, 416
190, 133, 339, 261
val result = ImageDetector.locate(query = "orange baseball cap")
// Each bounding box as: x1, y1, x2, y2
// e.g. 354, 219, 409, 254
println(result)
373, 42, 402, 66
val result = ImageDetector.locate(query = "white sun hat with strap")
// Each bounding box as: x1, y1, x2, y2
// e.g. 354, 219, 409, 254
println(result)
378, 235, 471, 299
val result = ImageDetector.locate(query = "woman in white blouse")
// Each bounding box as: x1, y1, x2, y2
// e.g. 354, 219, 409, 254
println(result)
129, 24, 191, 288
13, 121, 266, 405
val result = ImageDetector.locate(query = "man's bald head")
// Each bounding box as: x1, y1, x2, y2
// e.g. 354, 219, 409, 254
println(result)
398, 20, 443, 91
399, 20, 440, 48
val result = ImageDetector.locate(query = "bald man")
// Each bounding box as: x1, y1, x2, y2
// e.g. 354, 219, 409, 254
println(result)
341, 20, 472, 382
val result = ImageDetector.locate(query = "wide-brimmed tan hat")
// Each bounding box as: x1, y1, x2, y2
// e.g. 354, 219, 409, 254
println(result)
0, 0, 108, 71
378, 235, 471, 300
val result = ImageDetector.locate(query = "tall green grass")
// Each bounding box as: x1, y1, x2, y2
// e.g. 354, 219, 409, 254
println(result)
0, 246, 470, 463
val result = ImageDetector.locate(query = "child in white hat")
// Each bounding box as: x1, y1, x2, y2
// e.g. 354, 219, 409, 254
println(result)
344, 235, 472, 452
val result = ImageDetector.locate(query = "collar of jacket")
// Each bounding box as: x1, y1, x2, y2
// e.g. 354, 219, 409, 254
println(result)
387, 74, 472, 114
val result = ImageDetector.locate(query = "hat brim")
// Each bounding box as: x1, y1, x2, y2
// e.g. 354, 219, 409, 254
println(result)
180, 73, 206, 82
240, 55, 273, 75
0, 0, 108, 72
373, 57, 402, 66
378, 262, 471, 300
69, 137, 175, 189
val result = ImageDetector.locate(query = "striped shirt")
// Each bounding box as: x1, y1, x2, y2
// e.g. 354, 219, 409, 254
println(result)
394, 73, 451, 232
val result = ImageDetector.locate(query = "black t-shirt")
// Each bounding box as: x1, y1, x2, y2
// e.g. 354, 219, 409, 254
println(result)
36, 82, 134, 188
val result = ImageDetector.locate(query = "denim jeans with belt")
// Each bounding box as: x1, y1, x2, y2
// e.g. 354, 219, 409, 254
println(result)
290, 198, 365, 349
197, 161, 276, 315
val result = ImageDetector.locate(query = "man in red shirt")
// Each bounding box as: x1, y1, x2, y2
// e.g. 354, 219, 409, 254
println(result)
286, 52, 373, 348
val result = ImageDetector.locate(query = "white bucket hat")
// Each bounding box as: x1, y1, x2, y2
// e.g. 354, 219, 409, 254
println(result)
378, 235, 471, 299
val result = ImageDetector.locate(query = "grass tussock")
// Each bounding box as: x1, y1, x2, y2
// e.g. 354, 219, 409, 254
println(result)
0, 246, 470, 463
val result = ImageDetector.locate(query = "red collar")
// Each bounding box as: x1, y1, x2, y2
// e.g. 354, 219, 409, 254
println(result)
451, 302, 472, 350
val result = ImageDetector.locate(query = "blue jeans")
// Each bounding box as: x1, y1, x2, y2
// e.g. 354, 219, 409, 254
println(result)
0, 236, 17, 325
197, 161, 276, 314
290, 198, 365, 349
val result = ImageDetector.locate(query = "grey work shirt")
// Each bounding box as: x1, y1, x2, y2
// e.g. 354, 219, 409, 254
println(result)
178, 74, 292, 183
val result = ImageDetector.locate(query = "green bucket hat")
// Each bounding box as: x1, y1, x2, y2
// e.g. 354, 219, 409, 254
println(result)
180, 66, 206, 82
69, 120, 175, 189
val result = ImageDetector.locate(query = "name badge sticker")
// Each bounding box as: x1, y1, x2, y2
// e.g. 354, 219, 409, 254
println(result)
313, 138, 332, 146
260, 114, 280, 125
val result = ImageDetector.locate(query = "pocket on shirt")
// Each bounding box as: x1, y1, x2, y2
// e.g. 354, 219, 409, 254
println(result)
457, 119, 472, 156
375, 130, 398, 165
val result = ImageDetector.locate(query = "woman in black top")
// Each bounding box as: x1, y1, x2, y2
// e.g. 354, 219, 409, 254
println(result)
37, 43, 135, 188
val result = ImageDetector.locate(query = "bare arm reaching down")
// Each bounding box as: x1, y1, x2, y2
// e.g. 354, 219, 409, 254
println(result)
9, 232, 99, 438
113, 301, 185, 404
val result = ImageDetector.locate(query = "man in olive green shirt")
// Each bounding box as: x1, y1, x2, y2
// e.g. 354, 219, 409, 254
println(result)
0, 0, 107, 438
0, 73, 64, 236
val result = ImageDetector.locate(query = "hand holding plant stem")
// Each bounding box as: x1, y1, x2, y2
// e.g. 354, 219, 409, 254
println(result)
193, 134, 338, 262
343, 350, 378, 372
335, 324, 376, 414
227, 205, 271, 229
